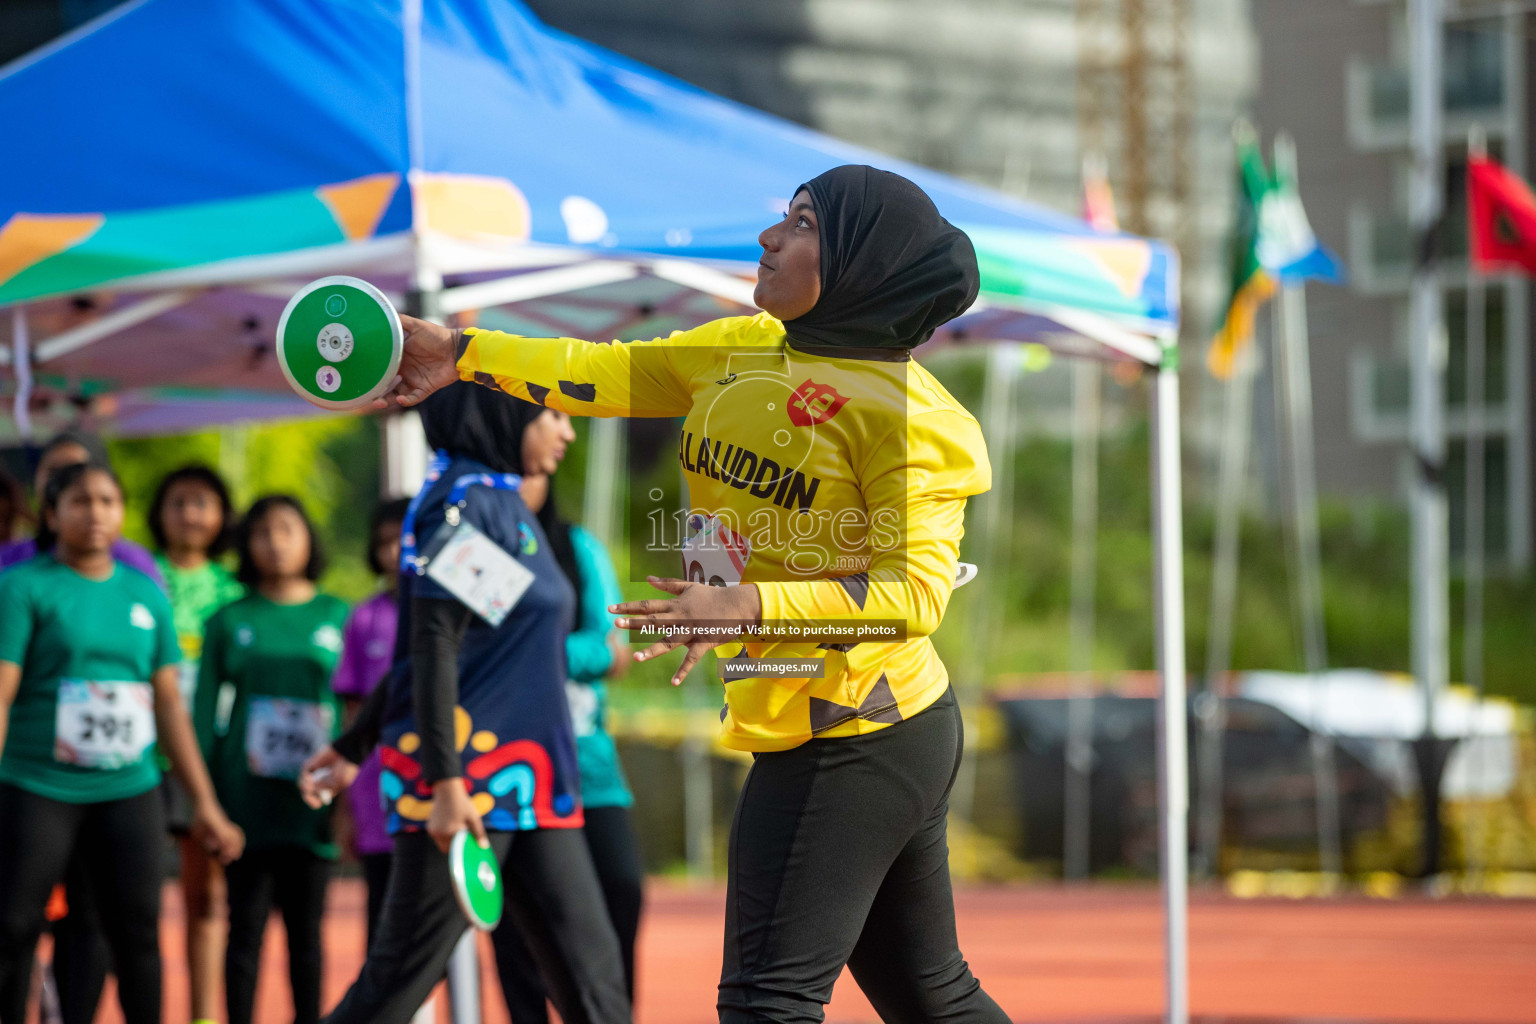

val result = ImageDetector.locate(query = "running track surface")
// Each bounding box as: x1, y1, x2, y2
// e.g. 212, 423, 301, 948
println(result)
61, 880, 1536, 1024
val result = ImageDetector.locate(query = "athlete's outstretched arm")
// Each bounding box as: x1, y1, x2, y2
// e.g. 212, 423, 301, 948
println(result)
378, 312, 756, 416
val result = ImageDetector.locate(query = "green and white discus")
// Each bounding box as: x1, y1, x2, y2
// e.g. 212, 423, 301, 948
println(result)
276, 276, 403, 410
448, 829, 504, 931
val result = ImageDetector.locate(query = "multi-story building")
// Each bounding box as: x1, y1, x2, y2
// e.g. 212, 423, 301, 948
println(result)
1251, 0, 1534, 568
523, 0, 1256, 389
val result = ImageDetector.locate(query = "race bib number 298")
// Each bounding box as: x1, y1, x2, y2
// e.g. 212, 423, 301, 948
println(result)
54, 680, 156, 769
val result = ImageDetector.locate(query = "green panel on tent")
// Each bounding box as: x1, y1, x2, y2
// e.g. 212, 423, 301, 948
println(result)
0, 186, 349, 303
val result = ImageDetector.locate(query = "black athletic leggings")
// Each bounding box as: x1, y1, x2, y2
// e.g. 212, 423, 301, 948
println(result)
323, 827, 630, 1024
0, 784, 165, 1024
718, 687, 1008, 1024
361, 851, 394, 951
51, 851, 111, 1024
494, 805, 645, 1022
224, 845, 331, 1024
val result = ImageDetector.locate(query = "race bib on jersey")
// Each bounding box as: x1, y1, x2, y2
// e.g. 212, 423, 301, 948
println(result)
54, 680, 156, 769
681, 513, 751, 586
245, 696, 334, 780
423, 520, 535, 627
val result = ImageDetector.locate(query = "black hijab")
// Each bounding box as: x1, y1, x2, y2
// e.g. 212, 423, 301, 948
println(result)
418, 380, 544, 475
784, 165, 980, 354
418, 383, 580, 582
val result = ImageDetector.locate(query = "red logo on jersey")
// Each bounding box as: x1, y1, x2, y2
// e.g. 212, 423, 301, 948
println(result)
787, 380, 849, 426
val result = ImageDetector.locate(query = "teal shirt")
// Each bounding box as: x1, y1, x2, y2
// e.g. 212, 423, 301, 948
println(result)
195, 592, 349, 857
0, 556, 180, 803
565, 526, 632, 809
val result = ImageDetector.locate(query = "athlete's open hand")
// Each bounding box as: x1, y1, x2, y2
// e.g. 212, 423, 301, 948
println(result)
611, 576, 763, 686
371, 313, 461, 409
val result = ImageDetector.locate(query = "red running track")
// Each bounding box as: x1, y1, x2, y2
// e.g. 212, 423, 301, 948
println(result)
55, 880, 1536, 1023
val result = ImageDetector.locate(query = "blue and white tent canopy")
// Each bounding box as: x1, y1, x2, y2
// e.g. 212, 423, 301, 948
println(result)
0, 0, 1179, 434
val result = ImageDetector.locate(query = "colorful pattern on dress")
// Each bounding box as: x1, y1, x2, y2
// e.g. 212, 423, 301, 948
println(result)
380, 705, 580, 833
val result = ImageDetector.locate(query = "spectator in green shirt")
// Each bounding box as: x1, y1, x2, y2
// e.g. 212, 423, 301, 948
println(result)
0, 462, 243, 1024
194, 495, 348, 1024
148, 464, 245, 1024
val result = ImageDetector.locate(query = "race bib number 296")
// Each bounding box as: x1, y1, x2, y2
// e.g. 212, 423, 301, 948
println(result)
245, 696, 334, 780
54, 680, 156, 769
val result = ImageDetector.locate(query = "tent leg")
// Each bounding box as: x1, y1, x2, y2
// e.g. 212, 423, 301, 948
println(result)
381, 411, 428, 498
1150, 363, 1189, 1024
404, 270, 484, 1024
445, 930, 481, 1024
1064, 357, 1101, 880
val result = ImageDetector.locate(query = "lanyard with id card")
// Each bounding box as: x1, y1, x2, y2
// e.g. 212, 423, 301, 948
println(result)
401, 452, 535, 626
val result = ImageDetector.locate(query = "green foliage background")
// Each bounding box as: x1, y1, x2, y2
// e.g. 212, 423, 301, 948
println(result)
109, 416, 381, 603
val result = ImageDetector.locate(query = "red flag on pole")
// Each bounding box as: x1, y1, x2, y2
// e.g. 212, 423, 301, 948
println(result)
1468, 154, 1536, 276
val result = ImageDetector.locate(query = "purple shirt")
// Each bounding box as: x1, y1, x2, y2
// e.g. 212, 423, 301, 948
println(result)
0, 538, 165, 589
332, 590, 399, 856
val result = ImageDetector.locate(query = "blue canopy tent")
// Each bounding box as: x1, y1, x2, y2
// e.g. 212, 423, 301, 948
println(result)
0, 0, 1178, 421
0, 2, 1190, 1017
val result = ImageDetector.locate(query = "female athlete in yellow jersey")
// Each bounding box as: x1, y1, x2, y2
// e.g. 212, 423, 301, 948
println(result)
378, 165, 1008, 1022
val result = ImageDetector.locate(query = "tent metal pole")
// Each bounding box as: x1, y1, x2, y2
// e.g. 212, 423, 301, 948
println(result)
1463, 262, 1487, 875
438, 262, 641, 314
582, 416, 625, 550
28, 290, 199, 364
10, 307, 32, 439
380, 411, 427, 499
404, 262, 481, 1024
953, 342, 1020, 824
1408, 0, 1450, 879
648, 259, 759, 307
1150, 360, 1189, 1024
679, 462, 714, 878
1063, 357, 1101, 880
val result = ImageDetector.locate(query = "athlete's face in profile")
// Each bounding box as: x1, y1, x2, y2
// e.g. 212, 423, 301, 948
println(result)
161, 479, 224, 557
49, 469, 124, 557
521, 409, 575, 476
249, 504, 311, 582
755, 188, 821, 320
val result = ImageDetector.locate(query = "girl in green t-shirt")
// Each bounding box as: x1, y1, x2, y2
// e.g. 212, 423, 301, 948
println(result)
194, 495, 348, 1024
148, 464, 245, 1024
0, 462, 244, 1024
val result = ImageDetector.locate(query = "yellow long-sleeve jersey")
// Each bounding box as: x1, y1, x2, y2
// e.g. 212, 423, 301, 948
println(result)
458, 312, 991, 751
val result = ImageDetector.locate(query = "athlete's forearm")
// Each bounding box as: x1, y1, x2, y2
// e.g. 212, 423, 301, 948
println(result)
410, 596, 474, 784
455, 328, 694, 418
0, 663, 16, 758
753, 565, 951, 641
152, 666, 221, 811
333, 672, 389, 764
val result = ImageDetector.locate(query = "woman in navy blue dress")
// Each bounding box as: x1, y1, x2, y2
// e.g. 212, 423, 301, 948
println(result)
301, 383, 628, 1024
